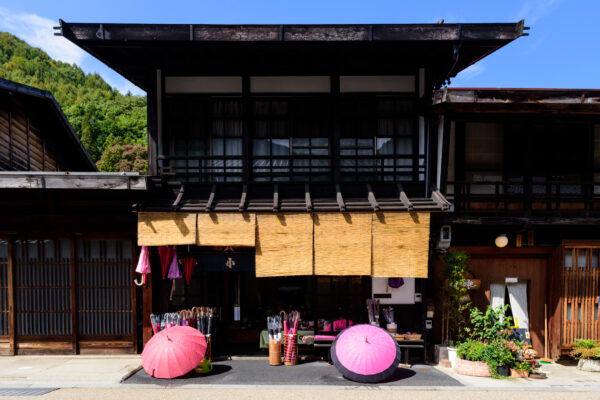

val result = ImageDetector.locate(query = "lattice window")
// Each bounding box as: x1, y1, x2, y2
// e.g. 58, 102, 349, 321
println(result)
76, 240, 134, 336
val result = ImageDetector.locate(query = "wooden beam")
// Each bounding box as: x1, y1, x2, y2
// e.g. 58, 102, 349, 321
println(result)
142, 262, 153, 346
7, 237, 15, 355
0, 173, 147, 190
397, 183, 413, 210
238, 184, 247, 211
366, 184, 380, 211
131, 239, 138, 353
335, 184, 346, 212
172, 184, 185, 207
205, 184, 216, 212
273, 184, 279, 212
304, 184, 312, 212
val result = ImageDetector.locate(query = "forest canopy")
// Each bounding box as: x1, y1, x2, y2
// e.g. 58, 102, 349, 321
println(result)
0, 32, 147, 172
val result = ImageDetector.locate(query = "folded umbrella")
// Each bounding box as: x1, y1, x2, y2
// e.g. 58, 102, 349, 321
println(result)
330, 324, 401, 383
134, 246, 151, 286
167, 249, 182, 279
141, 325, 207, 379
181, 256, 197, 285
158, 246, 175, 279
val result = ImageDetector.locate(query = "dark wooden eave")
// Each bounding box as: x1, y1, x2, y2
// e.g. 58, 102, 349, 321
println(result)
433, 88, 600, 115
57, 21, 527, 91
140, 181, 449, 213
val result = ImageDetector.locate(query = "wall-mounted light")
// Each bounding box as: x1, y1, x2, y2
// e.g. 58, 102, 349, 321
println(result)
495, 234, 508, 248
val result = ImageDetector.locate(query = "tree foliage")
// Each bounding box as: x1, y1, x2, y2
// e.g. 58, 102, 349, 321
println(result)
97, 144, 147, 173
0, 32, 147, 168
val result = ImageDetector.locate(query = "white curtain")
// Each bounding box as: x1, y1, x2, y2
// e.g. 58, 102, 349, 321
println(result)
507, 282, 529, 331
490, 282, 505, 313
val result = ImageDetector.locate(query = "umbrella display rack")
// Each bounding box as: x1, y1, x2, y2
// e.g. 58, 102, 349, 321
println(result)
283, 333, 298, 366
269, 339, 282, 365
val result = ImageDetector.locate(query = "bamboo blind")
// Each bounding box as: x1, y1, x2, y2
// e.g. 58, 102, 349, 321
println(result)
197, 213, 256, 247
314, 213, 372, 276
137, 212, 197, 246
255, 214, 313, 277
372, 212, 430, 278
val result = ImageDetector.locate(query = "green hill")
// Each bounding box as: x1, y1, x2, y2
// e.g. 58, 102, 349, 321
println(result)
0, 32, 147, 172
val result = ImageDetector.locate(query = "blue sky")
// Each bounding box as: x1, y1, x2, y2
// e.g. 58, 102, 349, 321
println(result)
1, 0, 598, 95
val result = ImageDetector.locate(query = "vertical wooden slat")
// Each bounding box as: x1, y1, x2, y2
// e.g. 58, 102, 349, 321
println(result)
70, 238, 77, 354
7, 238, 15, 355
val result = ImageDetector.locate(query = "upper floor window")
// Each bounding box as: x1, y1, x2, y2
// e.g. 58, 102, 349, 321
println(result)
167, 97, 243, 182
252, 98, 331, 182
340, 98, 415, 182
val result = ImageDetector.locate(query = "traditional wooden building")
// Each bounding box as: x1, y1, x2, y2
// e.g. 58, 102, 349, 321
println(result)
0, 79, 145, 355
431, 88, 600, 359
57, 21, 527, 353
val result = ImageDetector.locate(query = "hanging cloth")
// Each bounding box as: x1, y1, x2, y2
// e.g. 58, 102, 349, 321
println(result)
168, 249, 182, 279
490, 282, 506, 321
507, 282, 529, 331
181, 257, 197, 285
158, 246, 175, 279
134, 246, 151, 286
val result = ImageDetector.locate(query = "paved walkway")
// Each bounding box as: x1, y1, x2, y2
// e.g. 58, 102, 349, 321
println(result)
1, 355, 600, 394
0, 355, 141, 388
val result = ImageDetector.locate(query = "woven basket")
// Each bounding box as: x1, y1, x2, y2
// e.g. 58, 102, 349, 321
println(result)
405, 334, 422, 341
283, 334, 298, 366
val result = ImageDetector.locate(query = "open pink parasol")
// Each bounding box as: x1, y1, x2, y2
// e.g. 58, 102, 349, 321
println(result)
330, 324, 401, 383
141, 326, 207, 379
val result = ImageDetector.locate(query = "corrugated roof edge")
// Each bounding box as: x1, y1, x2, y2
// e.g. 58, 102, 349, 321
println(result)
0, 78, 97, 171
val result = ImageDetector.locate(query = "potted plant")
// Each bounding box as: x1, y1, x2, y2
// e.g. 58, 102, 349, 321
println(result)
571, 339, 600, 372
511, 361, 532, 378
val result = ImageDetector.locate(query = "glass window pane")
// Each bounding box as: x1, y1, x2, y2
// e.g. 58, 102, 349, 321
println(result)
293, 138, 309, 147
592, 249, 598, 268
271, 139, 290, 156
311, 138, 328, 147
292, 148, 309, 155
578, 249, 587, 268
225, 138, 242, 156
565, 250, 573, 268
396, 137, 412, 154
211, 138, 224, 156
311, 148, 328, 156
253, 139, 270, 156
357, 138, 373, 147
376, 138, 394, 155
340, 138, 355, 148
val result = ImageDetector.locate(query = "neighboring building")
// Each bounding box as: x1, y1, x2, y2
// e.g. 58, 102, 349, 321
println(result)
58, 21, 526, 353
431, 88, 600, 359
0, 79, 146, 355
0, 78, 95, 172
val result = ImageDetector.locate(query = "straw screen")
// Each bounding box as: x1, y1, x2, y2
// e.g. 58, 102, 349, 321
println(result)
255, 213, 314, 277
137, 212, 197, 246
372, 212, 430, 278
197, 213, 256, 247
314, 213, 372, 276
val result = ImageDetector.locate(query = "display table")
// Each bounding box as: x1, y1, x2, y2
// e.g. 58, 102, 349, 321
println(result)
259, 329, 315, 349
396, 339, 426, 364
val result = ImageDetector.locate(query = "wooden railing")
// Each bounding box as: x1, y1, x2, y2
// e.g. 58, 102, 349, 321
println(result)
447, 180, 600, 216
158, 154, 425, 183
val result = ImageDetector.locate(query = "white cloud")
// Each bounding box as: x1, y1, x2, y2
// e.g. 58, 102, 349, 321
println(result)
454, 63, 485, 81
0, 7, 85, 65
0, 7, 145, 95
515, 0, 563, 25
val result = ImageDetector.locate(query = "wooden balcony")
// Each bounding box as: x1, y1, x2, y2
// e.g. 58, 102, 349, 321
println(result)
447, 180, 600, 217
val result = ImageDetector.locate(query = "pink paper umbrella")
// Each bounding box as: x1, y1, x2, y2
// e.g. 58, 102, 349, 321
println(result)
141, 326, 207, 379
134, 246, 151, 286
330, 324, 401, 383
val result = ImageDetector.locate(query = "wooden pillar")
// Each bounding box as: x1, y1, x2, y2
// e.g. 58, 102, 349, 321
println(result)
69, 238, 78, 354
142, 270, 153, 346
7, 238, 15, 355
131, 240, 138, 352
